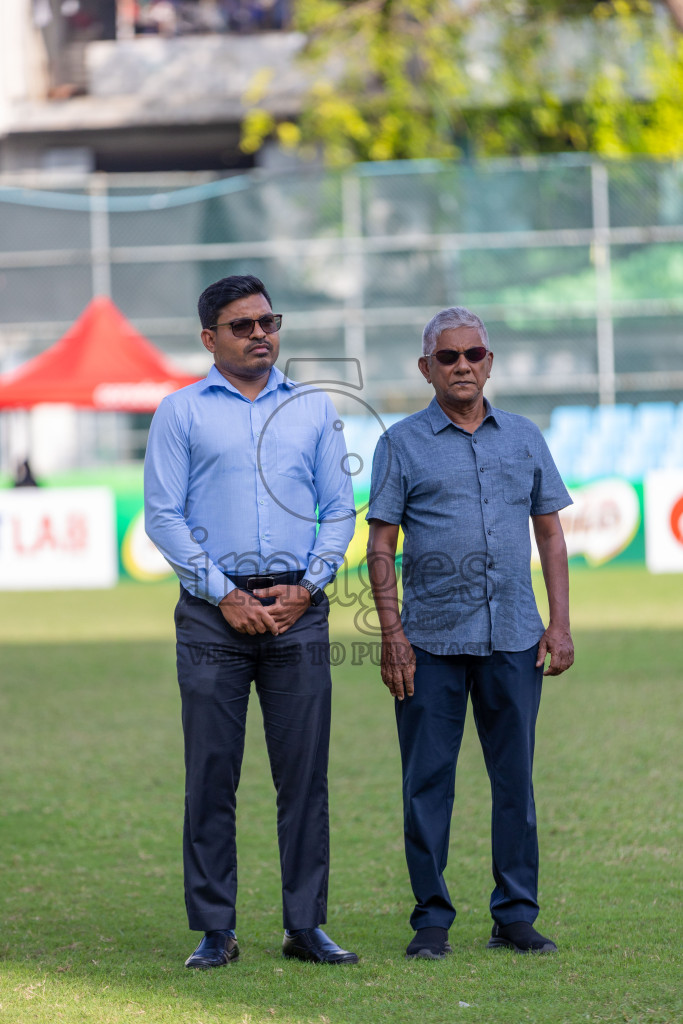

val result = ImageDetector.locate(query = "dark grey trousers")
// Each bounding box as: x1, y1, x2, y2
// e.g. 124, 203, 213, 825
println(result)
174, 585, 332, 932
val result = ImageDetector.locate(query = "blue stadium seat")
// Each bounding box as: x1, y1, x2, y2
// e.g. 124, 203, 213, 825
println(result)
661, 448, 683, 470
615, 438, 663, 479
544, 435, 582, 480
546, 400, 683, 480
633, 402, 676, 438
549, 405, 593, 439
660, 422, 683, 469
674, 402, 683, 434
614, 452, 644, 480
574, 438, 622, 480
544, 429, 582, 458
592, 404, 633, 443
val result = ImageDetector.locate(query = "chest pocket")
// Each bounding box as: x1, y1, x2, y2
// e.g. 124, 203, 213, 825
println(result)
500, 456, 535, 505
275, 425, 318, 482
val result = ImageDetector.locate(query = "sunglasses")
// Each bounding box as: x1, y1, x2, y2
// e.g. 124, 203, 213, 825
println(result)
210, 314, 283, 337
430, 346, 488, 365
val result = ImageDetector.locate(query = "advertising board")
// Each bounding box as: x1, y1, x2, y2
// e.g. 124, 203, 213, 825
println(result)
0, 487, 118, 590
644, 470, 683, 573
531, 477, 644, 568
3, 443, 681, 590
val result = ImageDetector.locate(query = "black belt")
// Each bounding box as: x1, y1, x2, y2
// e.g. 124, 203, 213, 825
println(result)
227, 570, 305, 592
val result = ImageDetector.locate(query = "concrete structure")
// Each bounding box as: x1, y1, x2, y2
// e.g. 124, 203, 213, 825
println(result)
1, 0, 674, 175
0, 0, 303, 173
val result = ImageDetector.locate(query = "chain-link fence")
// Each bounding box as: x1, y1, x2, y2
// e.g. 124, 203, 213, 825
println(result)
0, 155, 682, 468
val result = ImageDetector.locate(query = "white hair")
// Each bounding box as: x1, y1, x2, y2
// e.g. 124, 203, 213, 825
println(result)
422, 306, 489, 355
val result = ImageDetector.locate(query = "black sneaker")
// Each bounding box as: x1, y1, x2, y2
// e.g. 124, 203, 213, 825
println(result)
487, 921, 557, 954
405, 927, 453, 960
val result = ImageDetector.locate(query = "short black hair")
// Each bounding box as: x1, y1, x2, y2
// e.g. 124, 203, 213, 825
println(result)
197, 274, 273, 329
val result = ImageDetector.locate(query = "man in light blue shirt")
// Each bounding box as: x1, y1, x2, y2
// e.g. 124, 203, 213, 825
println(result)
145, 275, 357, 968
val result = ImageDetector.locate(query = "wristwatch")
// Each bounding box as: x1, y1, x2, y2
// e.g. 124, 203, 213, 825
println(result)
299, 579, 325, 606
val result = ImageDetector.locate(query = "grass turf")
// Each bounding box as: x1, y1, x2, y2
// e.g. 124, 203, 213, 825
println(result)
0, 568, 681, 1024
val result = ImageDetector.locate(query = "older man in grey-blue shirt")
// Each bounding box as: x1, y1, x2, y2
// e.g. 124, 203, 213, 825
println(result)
367, 306, 574, 960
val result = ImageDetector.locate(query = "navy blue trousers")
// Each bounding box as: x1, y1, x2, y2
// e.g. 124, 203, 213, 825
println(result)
395, 644, 543, 931
175, 586, 332, 932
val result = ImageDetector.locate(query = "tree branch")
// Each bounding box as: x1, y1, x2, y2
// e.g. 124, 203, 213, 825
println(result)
663, 0, 683, 31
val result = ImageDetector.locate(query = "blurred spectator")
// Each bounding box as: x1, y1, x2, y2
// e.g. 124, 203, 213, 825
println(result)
135, 0, 178, 35
131, 0, 289, 35
64, 0, 117, 41
14, 460, 39, 488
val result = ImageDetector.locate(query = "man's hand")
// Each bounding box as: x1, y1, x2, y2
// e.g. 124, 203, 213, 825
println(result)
219, 588, 279, 635
368, 521, 415, 700
380, 633, 416, 700
532, 512, 573, 677
536, 624, 574, 676
252, 584, 312, 634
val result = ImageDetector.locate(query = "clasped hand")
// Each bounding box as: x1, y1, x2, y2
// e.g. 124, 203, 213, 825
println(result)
219, 584, 311, 636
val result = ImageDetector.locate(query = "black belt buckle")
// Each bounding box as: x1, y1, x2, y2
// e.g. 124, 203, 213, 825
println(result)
246, 575, 275, 592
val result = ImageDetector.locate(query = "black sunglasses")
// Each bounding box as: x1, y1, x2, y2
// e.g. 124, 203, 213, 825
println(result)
210, 314, 283, 337
430, 346, 488, 365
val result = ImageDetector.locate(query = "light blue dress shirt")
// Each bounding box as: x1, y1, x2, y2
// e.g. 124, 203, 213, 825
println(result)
144, 364, 356, 604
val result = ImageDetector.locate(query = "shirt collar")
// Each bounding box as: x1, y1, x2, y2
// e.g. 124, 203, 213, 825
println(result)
427, 395, 500, 434
199, 363, 296, 397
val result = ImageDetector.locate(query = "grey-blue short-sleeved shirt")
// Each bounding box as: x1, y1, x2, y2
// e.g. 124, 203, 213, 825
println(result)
366, 397, 572, 656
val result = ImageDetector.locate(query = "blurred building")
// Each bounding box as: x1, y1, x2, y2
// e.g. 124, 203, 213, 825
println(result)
0, 2, 681, 479
0, 0, 296, 174
1, 155, 682, 474
1, 1, 677, 175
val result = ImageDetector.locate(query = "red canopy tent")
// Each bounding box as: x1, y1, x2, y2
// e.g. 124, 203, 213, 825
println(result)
0, 296, 200, 411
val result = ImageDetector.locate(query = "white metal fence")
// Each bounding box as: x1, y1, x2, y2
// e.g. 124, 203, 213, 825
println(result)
0, 155, 682, 464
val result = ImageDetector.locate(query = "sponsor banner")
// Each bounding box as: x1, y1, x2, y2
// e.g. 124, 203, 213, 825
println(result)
532, 478, 643, 568
93, 381, 183, 410
1, 465, 651, 588
0, 487, 118, 590
644, 470, 683, 573
121, 508, 173, 581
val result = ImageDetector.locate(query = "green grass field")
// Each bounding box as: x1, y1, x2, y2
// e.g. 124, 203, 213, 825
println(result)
1, 568, 681, 1024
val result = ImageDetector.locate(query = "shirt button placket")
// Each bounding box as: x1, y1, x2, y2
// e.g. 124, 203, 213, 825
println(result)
477, 449, 495, 637
252, 405, 267, 559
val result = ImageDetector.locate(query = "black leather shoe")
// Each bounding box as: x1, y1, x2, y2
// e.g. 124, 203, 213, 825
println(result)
406, 927, 453, 960
282, 928, 359, 964
487, 921, 557, 954
185, 931, 240, 969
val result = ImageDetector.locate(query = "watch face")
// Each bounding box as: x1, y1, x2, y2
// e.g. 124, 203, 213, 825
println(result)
302, 580, 324, 605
